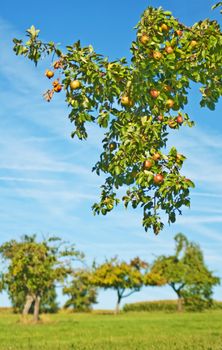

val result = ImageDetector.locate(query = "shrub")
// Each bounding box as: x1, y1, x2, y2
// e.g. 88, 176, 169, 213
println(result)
123, 299, 222, 312
123, 300, 178, 312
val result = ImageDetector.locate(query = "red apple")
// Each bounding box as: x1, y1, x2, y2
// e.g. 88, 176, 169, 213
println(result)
154, 174, 164, 185
150, 89, 160, 99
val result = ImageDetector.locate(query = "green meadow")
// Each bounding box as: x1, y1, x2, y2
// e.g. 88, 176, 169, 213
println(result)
0, 310, 222, 349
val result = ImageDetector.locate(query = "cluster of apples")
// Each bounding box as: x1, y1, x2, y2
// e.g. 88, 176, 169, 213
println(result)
45, 67, 82, 97
45, 69, 63, 93
143, 152, 164, 185
157, 114, 183, 128
139, 23, 197, 52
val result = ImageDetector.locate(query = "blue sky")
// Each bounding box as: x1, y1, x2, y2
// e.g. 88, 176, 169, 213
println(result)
0, 1, 222, 309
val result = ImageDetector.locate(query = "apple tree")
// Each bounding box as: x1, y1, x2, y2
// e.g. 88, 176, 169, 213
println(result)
0, 235, 83, 321
150, 233, 220, 311
91, 257, 148, 313
12, 5, 222, 234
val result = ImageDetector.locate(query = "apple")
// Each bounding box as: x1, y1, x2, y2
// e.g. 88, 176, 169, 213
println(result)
150, 89, 160, 99
153, 51, 162, 60
154, 174, 164, 185
152, 153, 161, 161
143, 159, 153, 170
176, 115, 183, 124
165, 46, 174, 54
175, 30, 183, 36
70, 80, 81, 90
45, 70, 54, 79
54, 84, 62, 93
166, 99, 174, 108
157, 115, 164, 122
168, 119, 176, 129
161, 24, 169, 32
52, 80, 59, 87
140, 34, 149, 45
53, 61, 61, 69
121, 96, 133, 106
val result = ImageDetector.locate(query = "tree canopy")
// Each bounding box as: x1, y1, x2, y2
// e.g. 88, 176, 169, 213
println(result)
0, 235, 83, 321
91, 257, 148, 313
150, 233, 220, 311
12, 5, 222, 234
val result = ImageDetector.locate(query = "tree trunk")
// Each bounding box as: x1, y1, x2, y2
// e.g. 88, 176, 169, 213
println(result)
33, 296, 41, 322
177, 295, 183, 312
22, 295, 33, 316
115, 293, 121, 314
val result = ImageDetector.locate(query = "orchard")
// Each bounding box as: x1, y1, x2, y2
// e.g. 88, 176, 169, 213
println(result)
12, 3, 222, 234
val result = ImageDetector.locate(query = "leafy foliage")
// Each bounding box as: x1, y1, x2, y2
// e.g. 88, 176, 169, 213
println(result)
63, 269, 98, 312
150, 233, 220, 311
12, 6, 222, 233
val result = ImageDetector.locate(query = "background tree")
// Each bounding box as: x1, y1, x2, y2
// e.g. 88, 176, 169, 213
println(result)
0, 235, 83, 322
63, 269, 97, 312
12, 5, 222, 234
150, 233, 220, 311
91, 257, 148, 314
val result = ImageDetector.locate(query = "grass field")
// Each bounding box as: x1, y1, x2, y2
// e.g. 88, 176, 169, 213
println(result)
0, 310, 222, 349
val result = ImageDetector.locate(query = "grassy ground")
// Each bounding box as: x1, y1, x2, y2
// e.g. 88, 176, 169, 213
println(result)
0, 310, 222, 349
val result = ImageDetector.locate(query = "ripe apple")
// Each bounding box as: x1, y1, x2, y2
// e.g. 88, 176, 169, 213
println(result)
140, 34, 149, 45
109, 142, 117, 151
45, 70, 54, 79
152, 153, 161, 161
176, 115, 183, 124
154, 174, 164, 185
168, 119, 176, 129
153, 51, 162, 60
161, 24, 169, 32
70, 80, 81, 90
165, 46, 174, 54
175, 30, 183, 36
52, 80, 59, 87
157, 115, 164, 122
166, 99, 174, 108
53, 61, 61, 69
54, 84, 62, 93
143, 159, 153, 170
150, 89, 160, 99
121, 96, 133, 107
